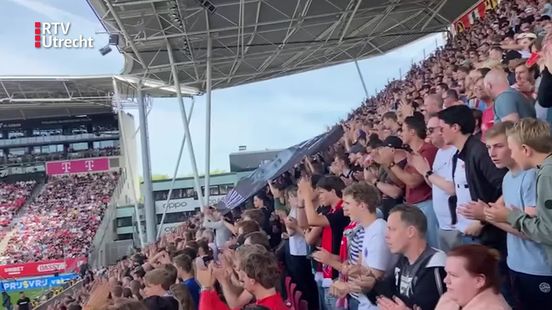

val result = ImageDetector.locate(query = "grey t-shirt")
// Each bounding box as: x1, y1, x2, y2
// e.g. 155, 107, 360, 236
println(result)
494, 88, 536, 122
202, 217, 231, 248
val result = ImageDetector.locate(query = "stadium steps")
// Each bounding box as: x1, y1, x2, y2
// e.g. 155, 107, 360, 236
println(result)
0, 180, 46, 253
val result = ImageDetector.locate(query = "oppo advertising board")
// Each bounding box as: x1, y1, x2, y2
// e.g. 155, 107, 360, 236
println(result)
154, 199, 193, 214
154, 196, 225, 214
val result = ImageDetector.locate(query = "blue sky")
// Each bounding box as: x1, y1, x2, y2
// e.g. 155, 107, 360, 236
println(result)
0, 0, 445, 176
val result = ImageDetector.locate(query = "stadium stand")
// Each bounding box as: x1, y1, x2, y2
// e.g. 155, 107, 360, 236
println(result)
7, 0, 552, 309
0, 181, 35, 227
0, 181, 36, 244
1, 172, 118, 264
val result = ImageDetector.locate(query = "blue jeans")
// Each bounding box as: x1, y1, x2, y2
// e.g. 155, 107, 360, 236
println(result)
323, 287, 339, 310
414, 199, 439, 249
316, 279, 326, 310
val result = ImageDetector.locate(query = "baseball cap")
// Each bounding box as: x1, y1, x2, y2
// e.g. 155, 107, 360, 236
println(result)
382, 136, 404, 149
503, 50, 522, 64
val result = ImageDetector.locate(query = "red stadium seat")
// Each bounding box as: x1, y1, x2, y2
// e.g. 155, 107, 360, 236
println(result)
293, 289, 303, 310
284, 276, 293, 308
289, 283, 297, 309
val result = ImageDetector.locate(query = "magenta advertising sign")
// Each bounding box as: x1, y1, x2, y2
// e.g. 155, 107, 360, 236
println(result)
45, 157, 110, 175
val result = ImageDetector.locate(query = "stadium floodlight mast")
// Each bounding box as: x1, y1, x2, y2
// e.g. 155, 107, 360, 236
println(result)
204, 11, 212, 209
112, 74, 202, 244
135, 81, 158, 244
112, 78, 145, 248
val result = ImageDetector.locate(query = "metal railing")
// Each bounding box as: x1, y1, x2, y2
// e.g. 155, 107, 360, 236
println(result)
34, 280, 84, 310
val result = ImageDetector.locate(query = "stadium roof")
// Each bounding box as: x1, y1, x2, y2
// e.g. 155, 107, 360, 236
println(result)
0, 76, 113, 121
87, 0, 478, 93
0, 75, 198, 121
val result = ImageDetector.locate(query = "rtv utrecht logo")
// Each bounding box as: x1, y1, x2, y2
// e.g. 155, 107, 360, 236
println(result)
34, 21, 94, 49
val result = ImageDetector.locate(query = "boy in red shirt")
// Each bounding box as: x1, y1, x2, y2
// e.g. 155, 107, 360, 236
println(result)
197, 244, 287, 310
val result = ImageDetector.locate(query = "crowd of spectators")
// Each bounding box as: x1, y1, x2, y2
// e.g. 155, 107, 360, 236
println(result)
0, 180, 35, 242
0, 181, 35, 227
1, 172, 119, 264
20, 0, 552, 310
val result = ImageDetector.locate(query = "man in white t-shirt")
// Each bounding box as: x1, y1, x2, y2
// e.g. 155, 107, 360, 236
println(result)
324, 182, 391, 310
409, 115, 457, 251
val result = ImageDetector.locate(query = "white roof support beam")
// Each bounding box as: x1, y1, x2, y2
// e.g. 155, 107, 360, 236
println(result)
103, 0, 148, 70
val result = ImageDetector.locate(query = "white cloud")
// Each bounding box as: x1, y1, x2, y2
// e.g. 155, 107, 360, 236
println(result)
6, 0, 99, 30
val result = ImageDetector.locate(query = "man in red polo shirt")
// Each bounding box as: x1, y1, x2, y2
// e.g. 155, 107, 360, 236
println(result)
299, 175, 350, 310
379, 115, 439, 248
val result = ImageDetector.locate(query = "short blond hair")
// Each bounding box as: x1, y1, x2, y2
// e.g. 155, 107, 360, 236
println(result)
506, 118, 552, 153
144, 269, 171, 290
486, 121, 514, 140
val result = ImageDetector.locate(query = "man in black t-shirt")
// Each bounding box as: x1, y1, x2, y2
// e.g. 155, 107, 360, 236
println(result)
2, 291, 12, 310
16, 292, 31, 310
366, 205, 446, 310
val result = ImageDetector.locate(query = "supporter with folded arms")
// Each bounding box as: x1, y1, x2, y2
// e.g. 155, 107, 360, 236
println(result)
378, 116, 439, 249
368, 136, 406, 220
484, 69, 536, 123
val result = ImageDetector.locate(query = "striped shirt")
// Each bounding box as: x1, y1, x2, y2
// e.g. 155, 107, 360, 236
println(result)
346, 224, 365, 302
347, 225, 365, 264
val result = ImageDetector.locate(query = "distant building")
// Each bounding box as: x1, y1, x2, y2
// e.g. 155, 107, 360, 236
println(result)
229, 149, 281, 172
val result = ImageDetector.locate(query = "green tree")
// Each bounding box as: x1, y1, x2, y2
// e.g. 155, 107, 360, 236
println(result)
183, 170, 228, 177
139, 174, 170, 182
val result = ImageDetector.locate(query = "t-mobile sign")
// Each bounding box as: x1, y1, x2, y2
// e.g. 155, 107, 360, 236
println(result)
46, 157, 110, 175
